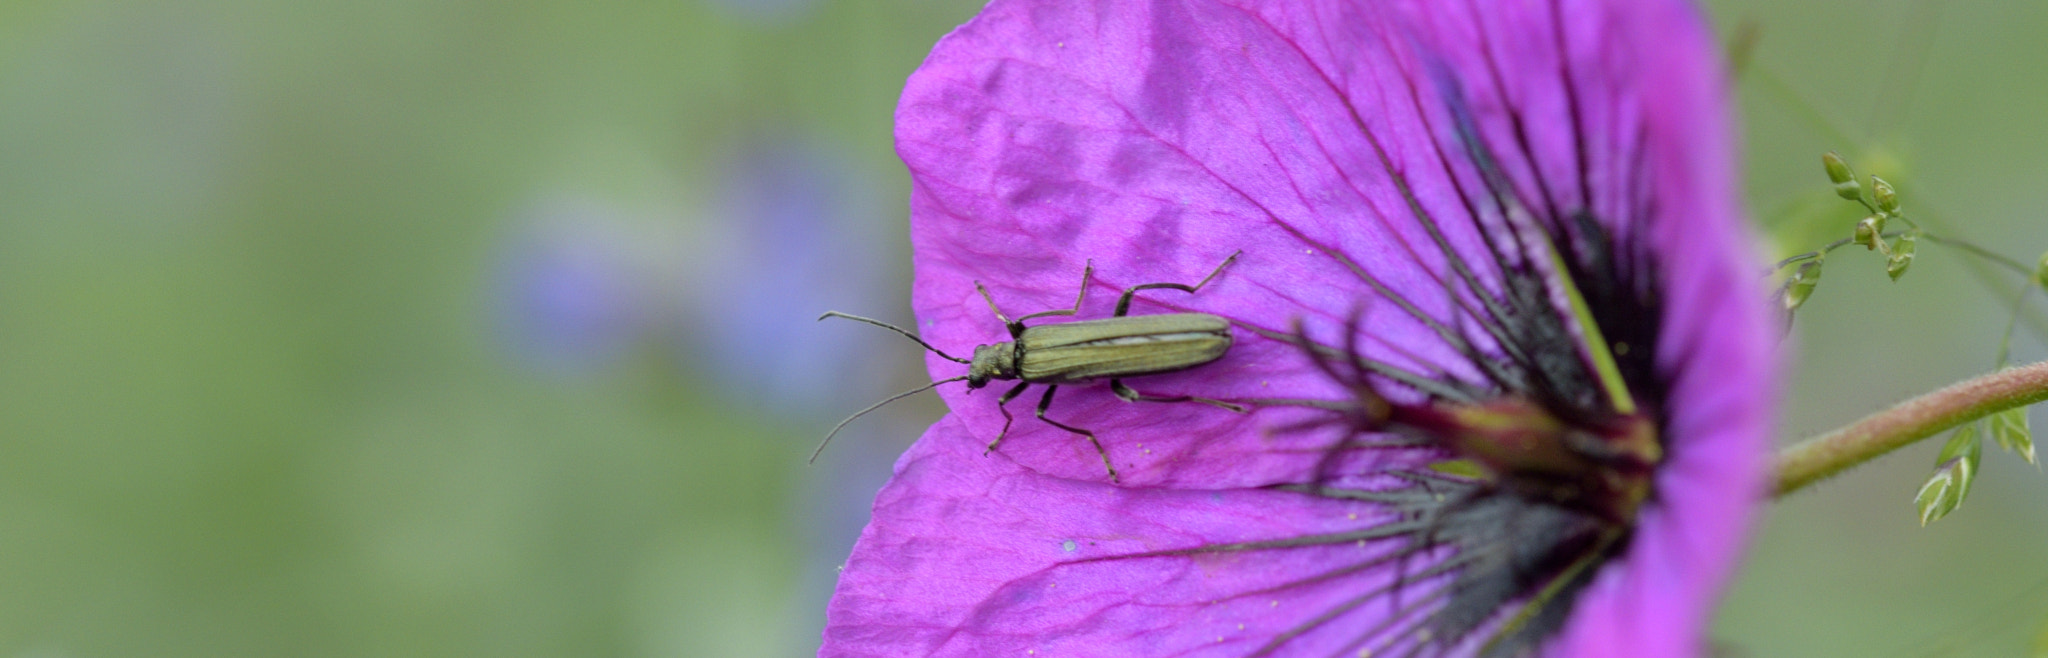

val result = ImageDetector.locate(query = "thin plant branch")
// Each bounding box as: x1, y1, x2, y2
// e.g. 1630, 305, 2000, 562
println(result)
1775, 358, 2048, 497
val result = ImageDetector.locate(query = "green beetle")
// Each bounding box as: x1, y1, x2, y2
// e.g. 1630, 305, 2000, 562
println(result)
817, 252, 1244, 481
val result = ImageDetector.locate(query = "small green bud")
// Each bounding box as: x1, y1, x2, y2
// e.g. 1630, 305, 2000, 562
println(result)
1821, 151, 1855, 184
1870, 175, 1900, 215
1853, 215, 1885, 251
1914, 460, 1966, 525
1783, 259, 1822, 311
1915, 424, 1981, 526
1990, 404, 2035, 465
1822, 151, 1861, 201
2035, 251, 2048, 292
1887, 232, 1917, 281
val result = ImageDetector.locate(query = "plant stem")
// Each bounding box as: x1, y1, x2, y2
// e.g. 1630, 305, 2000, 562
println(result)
1774, 359, 2048, 497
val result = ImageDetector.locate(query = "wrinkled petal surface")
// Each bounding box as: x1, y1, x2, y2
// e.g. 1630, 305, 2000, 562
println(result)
830, 415, 1442, 657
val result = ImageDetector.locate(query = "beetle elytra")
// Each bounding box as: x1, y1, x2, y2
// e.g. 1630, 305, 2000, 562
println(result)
816, 252, 1245, 481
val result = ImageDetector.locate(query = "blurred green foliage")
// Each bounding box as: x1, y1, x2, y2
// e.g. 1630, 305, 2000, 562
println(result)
1711, 1, 2048, 656
0, 0, 2043, 656
0, 1, 979, 655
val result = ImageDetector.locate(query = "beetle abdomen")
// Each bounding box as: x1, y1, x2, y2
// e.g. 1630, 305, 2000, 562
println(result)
1015, 313, 1232, 384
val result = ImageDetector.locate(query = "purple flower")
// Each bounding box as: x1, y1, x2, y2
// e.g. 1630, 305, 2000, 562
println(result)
823, 1, 1775, 656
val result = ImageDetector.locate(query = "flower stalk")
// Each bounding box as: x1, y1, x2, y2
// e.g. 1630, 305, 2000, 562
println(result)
1775, 359, 2048, 496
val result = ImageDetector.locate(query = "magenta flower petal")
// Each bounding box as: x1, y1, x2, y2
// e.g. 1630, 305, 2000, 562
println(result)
898, 0, 1508, 489
830, 415, 1449, 656
829, 0, 1775, 656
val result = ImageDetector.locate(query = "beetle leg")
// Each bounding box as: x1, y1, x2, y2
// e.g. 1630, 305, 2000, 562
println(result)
1109, 379, 1246, 412
985, 381, 1033, 455
974, 281, 1023, 338
1016, 260, 1092, 324
1032, 385, 1119, 483
1113, 250, 1240, 316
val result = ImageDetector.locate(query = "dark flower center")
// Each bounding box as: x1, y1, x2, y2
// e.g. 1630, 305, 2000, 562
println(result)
1256, 76, 1674, 650
1404, 398, 1661, 526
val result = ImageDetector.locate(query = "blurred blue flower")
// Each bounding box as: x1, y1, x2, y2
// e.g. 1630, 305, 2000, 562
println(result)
683, 134, 908, 647
688, 137, 899, 415
492, 198, 649, 374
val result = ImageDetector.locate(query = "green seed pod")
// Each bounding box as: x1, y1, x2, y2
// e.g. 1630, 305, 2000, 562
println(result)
1853, 215, 1885, 251
1870, 175, 1900, 215
1784, 259, 1821, 311
1887, 232, 1917, 281
1823, 151, 1861, 201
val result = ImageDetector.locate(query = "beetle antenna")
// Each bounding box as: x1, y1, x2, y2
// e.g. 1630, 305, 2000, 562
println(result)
818, 311, 972, 364
811, 375, 971, 463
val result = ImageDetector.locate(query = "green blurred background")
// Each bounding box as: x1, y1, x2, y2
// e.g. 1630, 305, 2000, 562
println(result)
1712, 1, 2048, 656
0, 1, 2040, 656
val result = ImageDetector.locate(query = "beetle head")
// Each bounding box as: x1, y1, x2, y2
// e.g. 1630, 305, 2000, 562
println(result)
967, 343, 1015, 388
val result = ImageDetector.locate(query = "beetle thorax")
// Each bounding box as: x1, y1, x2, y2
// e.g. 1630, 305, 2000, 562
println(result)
967, 342, 1018, 388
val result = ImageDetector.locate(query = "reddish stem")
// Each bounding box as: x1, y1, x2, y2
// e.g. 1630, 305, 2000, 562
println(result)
1775, 359, 2048, 497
